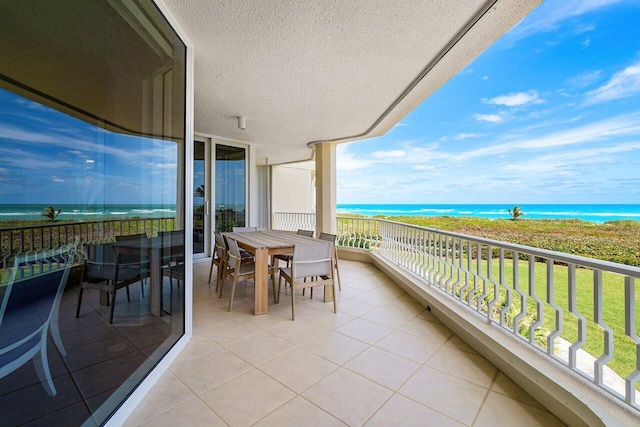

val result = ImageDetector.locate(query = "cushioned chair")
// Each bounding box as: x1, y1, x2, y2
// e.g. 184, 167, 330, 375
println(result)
0, 244, 79, 396
115, 233, 149, 296
319, 232, 341, 291
274, 229, 315, 268
208, 232, 227, 291
228, 227, 256, 263
277, 242, 336, 320
76, 243, 148, 324
221, 237, 277, 312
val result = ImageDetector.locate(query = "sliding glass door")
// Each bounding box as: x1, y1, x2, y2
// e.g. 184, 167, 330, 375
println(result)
193, 139, 209, 256
215, 144, 246, 232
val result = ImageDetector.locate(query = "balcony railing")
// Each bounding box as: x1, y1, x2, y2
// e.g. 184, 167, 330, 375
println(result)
272, 212, 315, 232
277, 212, 640, 409
0, 217, 176, 269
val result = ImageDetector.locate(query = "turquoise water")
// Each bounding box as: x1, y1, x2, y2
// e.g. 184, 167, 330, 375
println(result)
0, 204, 176, 221
336, 204, 640, 223
3, 203, 640, 224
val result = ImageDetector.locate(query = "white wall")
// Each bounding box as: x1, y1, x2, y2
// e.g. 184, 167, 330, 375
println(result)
271, 163, 315, 214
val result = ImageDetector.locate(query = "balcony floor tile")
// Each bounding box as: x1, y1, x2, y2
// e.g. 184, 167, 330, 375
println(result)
125, 257, 564, 427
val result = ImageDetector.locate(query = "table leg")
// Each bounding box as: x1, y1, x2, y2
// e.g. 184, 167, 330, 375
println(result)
254, 247, 268, 315
150, 247, 161, 316
100, 290, 109, 306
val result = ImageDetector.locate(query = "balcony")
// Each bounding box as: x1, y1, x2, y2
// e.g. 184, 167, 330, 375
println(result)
124, 257, 564, 426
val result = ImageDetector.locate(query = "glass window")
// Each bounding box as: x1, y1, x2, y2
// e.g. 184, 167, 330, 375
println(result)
215, 145, 246, 231
0, 1, 186, 425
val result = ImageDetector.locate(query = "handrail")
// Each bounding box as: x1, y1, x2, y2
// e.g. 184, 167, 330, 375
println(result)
0, 217, 176, 269
273, 212, 316, 232
333, 215, 640, 409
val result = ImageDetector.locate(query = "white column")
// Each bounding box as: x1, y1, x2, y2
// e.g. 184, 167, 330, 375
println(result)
315, 142, 337, 235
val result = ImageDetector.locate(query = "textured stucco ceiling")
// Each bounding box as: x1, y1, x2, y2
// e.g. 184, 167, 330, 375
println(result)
163, 0, 540, 164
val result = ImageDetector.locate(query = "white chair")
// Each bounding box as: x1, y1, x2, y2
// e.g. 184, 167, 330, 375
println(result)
274, 229, 315, 268
221, 237, 278, 312
0, 244, 79, 396
277, 242, 336, 320
319, 232, 341, 291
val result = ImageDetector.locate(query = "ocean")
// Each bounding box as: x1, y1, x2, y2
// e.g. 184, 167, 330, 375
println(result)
0, 204, 176, 222
1, 203, 639, 224
336, 204, 640, 224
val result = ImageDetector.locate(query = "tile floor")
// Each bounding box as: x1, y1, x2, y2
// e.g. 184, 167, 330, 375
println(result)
125, 259, 565, 426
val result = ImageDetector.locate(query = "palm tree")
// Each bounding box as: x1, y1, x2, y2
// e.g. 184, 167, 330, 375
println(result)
508, 205, 524, 221
41, 206, 62, 222
194, 184, 205, 198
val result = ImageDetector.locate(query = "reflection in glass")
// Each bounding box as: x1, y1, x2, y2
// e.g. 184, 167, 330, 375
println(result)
0, 0, 186, 424
215, 145, 246, 231
193, 141, 205, 253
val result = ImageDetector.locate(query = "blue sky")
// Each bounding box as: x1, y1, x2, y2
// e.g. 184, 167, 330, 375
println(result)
337, 0, 640, 204
0, 90, 178, 205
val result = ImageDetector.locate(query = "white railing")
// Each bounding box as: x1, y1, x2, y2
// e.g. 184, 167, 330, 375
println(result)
273, 212, 316, 233
336, 216, 382, 250
335, 216, 640, 410
0, 217, 177, 269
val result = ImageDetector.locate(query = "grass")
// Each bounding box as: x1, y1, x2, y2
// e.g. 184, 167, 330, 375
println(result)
363, 215, 640, 267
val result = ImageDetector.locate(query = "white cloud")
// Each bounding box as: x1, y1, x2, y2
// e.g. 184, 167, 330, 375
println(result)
455, 133, 482, 140
584, 61, 640, 105
146, 162, 177, 169
411, 165, 435, 171
504, 0, 627, 43
474, 114, 503, 123
370, 150, 405, 159
581, 37, 591, 49
459, 112, 640, 161
504, 142, 640, 173
565, 70, 602, 88
483, 90, 544, 107
336, 144, 374, 171
482, 75, 489, 80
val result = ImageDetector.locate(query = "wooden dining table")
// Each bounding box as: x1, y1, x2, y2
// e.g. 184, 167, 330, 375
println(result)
222, 230, 333, 315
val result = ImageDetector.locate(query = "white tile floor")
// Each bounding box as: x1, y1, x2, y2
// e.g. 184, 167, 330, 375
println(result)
124, 259, 565, 426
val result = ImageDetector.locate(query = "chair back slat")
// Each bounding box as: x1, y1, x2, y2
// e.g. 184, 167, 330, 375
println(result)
296, 229, 314, 238
318, 232, 337, 243
226, 238, 242, 263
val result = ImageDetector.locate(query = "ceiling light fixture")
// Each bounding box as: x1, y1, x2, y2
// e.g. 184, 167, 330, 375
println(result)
238, 116, 246, 130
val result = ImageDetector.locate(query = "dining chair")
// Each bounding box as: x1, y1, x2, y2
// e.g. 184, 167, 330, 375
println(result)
76, 243, 148, 324
227, 227, 256, 263
221, 237, 277, 312
115, 233, 149, 296
208, 232, 228, 291
277, 242, 336, 320
161, 263, 184, 315
158, 230, 185, 265
319, 232, 341, 291
1, 244, 79, 396
274, 229, 315, 268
